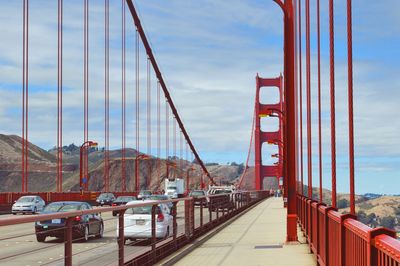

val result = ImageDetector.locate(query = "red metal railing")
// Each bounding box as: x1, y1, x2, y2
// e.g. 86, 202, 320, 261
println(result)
0, 190, 271, 266
297, 195, 400, 266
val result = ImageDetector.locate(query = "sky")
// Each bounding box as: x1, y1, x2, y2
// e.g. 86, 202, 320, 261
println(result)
0, 1, 399, 194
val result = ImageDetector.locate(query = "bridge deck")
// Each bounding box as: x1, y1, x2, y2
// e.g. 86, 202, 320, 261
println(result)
163, 197, 315, 266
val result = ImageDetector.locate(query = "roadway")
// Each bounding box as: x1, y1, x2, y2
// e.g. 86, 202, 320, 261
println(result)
0, 203, 210, 266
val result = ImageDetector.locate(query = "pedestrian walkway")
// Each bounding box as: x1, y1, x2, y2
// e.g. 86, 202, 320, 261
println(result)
168, 197, 315, 266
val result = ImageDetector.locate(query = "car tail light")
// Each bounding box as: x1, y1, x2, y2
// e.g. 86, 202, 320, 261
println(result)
74, 216, 81, 222
112, 203, 117, 206
157, 213, 164, 222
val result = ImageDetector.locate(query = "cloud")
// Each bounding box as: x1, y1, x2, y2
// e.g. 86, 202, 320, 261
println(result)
0, 1, 399, 194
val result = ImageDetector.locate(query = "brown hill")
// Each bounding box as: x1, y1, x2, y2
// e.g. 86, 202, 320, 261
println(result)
0, 134, 244, 192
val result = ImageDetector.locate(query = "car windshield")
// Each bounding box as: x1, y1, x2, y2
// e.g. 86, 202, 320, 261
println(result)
190, 191, 205, 196
140, 191, 152, 195
44, 203, 80, 213
126, 205, 160, 215
116, 196, 135, 202
99, 193, 112, 199
17, 196, 35, 203
149, 196, 167, 200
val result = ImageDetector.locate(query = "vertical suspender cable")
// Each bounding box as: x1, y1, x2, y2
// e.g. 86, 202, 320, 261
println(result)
57, 0, 63, 192
317, 0, 323, 202
135, 30, 140, 192
297, 0, 304, 195
83, 0, 89, 190
147, 58, 151, 189
329, 0, 337, 208
180, 131, 183, 172
157, 82, 161, 184
306, 0, 312, 199
165, 100, 169, 178
21, 0, 29, 192
173, 118, 176, 160
347, 0, 355, 215
25, 0, 29, 193
121, 0, 126, 192
104, 0, 110, 192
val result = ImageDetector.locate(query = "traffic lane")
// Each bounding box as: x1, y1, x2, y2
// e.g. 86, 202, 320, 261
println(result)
0, 211, 120, 265
0, 205, 212, 266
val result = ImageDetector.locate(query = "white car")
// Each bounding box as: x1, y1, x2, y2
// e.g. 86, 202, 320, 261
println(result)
120, 200, 172, 243
12, 195, 46, 214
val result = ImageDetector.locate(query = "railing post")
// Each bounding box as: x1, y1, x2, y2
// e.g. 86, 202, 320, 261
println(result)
323, 206, 335, 266
172, 202, 177, 248
339, 214, 356, 266
118, 210, 126, 266
209, 199, 212, 224
64, 217, 73, 266
200, 198, 203, 230
184, 199, 194, 239
151, 204, 157, 262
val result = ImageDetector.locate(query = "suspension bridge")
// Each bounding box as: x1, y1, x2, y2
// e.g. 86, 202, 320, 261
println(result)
0, 0, 399, 265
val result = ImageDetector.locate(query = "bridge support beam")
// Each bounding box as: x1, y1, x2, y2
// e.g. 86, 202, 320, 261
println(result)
283, 0, 298, 242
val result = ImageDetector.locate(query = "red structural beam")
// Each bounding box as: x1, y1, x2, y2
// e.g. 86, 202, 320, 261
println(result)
346, 0, 355, 216
329, 0, 337, 208
125, 0, 215, 185
305, 0, 312, 199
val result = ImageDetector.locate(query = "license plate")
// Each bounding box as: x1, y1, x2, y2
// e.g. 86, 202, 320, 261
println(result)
136, 219, 145, 225
52, 219, 61, 224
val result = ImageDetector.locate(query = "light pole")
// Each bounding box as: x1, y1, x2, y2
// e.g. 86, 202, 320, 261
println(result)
186, 166, 195, 194
79, 141, 98, 192
135, 154, 151, 193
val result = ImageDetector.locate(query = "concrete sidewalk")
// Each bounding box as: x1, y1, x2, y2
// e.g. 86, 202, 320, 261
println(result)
170, 197, 315, 266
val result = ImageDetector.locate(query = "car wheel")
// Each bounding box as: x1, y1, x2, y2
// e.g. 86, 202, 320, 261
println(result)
97, 223, 104, 238
112, 211, 116, 217
32, 207, 37, 214
36, 235, 46, 242
83, 226, 89, 242
12, 213, 16, 215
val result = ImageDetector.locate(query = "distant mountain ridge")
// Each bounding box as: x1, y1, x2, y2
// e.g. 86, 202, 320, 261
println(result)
0, 134, 249, 192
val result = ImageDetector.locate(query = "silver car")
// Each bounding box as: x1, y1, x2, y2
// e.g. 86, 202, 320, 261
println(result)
12, 196, 46, 214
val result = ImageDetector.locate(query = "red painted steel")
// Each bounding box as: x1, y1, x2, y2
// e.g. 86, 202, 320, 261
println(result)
305, 0, 312, 199
21, 0, 29, 193
57, 0, 63, 193
329, 0, 337, 208
316, 0, 323, 203
283, 0, 298, 242
254, 76, 283, 190
83, 0, 89, 192
0, 191, 271, 265
346, 0, 356, 216
104, 0, 110, 192
297, 0, 304, 196
297, 195, 400, 266
121, 0, 126, 192
125, 0, 215, 185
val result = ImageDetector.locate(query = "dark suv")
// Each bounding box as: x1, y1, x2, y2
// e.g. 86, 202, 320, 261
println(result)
96, 193, 116, 206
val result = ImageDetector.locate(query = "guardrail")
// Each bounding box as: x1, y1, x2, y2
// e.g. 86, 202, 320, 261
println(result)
297, 194, 400, 266
0, 190, 270, 266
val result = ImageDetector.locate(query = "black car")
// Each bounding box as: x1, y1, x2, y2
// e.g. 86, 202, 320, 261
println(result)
96, 193, 116, 206
111, 196, 137, 216
35, 201, 103, 242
